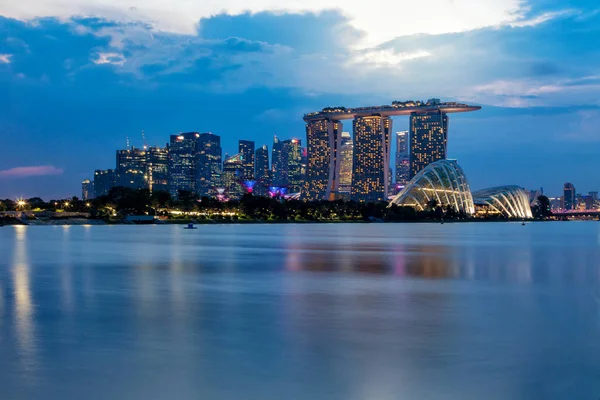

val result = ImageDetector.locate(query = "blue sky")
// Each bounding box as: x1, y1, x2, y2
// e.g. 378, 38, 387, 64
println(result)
1, 0, 599, 198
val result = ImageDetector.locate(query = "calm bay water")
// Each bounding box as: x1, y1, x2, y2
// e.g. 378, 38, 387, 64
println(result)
1, 222, 600, 399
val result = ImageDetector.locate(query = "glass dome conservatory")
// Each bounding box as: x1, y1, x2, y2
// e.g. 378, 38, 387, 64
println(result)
389, 160, 475, 215
472, 186, 533, 219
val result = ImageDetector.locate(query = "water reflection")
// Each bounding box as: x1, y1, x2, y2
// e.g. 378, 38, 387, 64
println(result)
11, 225, 38, 373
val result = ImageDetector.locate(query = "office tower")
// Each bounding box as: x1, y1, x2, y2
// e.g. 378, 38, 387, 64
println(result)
197, 133, 222, 197
271, 136, 287, 187
563, 183, 576, 210
409, 111, 448, 178
255, 145, 270, 182
93, 169, 116, 197
146, 146, 169, 193
284, 138, 303, 193
239, 140, 255, 180
116, 147, 148, 189
222, 153, 244, 199
338, 132, 353, 195
395, 131, 410, 186
168, 132, 199, 197
303, 119, 344, 200
81, 179, 94, 200
351, 116, 392, 203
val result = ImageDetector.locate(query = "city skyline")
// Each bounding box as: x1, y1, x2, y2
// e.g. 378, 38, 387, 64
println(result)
2, 1, 600, 198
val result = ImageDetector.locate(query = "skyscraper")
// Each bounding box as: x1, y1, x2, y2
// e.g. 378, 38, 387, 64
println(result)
255, 145, 270, 182
146, 146, 169, 193
284, 138, 303, 193
116, 147, 147, 189
239, 140, 255, 180
303, 119, 344, 201
563, 182, 576, 210
222, 153, 244, 199
409, 112, 448, 178
395, 131, 410, 186
94, 169, 115, 197
168, 132, 199, 197
271, 136, 287, 187
82, 179, 94, 200
338, 132, 353, 195
351, 116, 392, 203
197, 133, 222, 197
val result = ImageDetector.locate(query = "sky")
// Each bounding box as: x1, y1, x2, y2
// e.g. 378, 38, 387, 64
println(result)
1, 0, 600, 199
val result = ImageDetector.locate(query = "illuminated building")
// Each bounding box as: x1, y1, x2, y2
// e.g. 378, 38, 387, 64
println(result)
395, 131, 410, 185
271, 136, 286, 187
116, 147, 147, 189
146, 146, 169, 193
389, 159, 474, 214
563, 182, 576, 210
93, 169, 115, 197
168, 132, 199, 197
284, 138, 303, 193
82, 179, 94, 200
338, 132, 353, 195
409, 112, 448, 178
197, 133, 222, 197
472, 186, 533, 219
222, 153, 244, 200
239, 140, 255, 180
254, 144, 270, 196
303, 118, 344, 200
351, 116, 392, 203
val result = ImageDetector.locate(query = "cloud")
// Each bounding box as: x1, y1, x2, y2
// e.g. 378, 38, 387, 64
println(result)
0, 54, 12, 63
93, 51, 126, 65
2, 0, 562, 47
0, 165, 64, 178
350, 49, 431, 67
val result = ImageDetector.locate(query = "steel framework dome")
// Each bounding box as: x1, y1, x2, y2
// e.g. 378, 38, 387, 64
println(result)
389, 160, 475, 214
472, 186, 533, 219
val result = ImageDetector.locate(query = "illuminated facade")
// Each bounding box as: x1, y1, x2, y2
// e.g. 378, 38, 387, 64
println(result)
222, 153, 244, 200
146, 146, 169, 193
339, 132, 353, 195
563, 182, 576, 210
271, 136, 286, 187
389, 159, 475, 215
351, 116, 392, 203
254, 144, 270, 196
284, 138, 303, 193
168, 132, 199, 197
116, 147, 147, 190
82, 179, 94, 200
94, 169, 115, 197
395, 131, 410, 186
303, 118, 343, 201
197, 133, 222, 197
239, 140, 255, 180
409, 112, 448, 178
472, 186, 533, 219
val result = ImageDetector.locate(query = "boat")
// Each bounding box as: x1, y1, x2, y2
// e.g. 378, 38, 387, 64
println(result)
183, 223, 198, 230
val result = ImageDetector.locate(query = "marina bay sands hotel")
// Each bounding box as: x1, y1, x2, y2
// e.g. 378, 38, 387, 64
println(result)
302, 99, 481, 202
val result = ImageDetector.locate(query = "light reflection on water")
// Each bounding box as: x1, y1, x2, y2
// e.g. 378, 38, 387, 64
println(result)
0, 222, 600, 399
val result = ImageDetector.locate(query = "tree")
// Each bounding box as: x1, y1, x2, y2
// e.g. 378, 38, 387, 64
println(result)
533, 195, 552, 218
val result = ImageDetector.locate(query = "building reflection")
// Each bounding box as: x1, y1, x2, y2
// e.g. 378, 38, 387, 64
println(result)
11, 225, 38, 372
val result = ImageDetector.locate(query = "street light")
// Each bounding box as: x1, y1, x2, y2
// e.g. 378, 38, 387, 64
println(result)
64, 202, 70, 208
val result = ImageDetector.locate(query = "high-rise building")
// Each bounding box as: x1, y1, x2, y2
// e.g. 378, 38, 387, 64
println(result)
338, 132, 353, 195
303, 119, 344, 200
395, 131, 410, 186
239, 140, 255, 180
222, 153, 244, 199
93, 169, 116, 197
82, 179, 94, 200
409, 112, 448, 178
351, 116, 392, 203
116, 147, 148, 189
271, 136, 287, 187
168, 132, 200, 197
563, 182, 576, 210
146, 146, 169, 193
284, 138, 303, 193
197, 133, 222, 197
254, 144, 270, 197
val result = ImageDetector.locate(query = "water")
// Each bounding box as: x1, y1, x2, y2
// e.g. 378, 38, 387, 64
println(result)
1, 222, 600, 400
